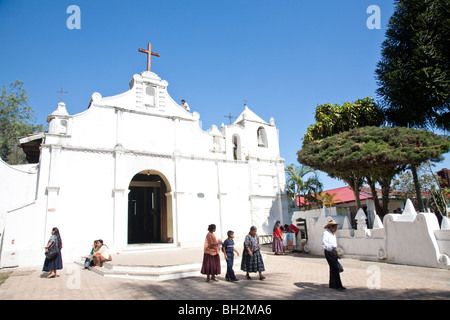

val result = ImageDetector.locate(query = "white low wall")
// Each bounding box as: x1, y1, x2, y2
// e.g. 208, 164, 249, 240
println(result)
300, 200, 450, 269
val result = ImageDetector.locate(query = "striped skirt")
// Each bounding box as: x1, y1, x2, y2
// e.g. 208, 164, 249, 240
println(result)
201, 253, 221, 275
241, 249, 265, 273
272, 237, 284, 253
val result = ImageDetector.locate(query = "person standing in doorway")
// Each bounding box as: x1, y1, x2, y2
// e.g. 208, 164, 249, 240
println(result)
222, 230, 239, 282
201, 224, 222, 282
43, 227, 63, 278
322, 219, 346, 291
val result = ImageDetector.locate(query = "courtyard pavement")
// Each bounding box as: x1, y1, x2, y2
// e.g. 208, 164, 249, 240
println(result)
0, 245, 449, 301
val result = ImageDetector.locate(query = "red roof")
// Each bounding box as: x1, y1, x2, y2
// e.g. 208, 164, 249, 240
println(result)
297, 186, 373, 207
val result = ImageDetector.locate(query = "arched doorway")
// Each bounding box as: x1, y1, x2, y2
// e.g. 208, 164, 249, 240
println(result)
128, 170, 170, 244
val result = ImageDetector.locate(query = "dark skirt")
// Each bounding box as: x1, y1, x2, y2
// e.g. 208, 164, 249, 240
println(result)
241, 249, 265, 273
200, 253, 221, 275
42, 251, 63, 272
272, 237, 284, 253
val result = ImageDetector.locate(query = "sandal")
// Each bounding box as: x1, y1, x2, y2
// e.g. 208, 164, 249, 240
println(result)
259, 275, 266, 281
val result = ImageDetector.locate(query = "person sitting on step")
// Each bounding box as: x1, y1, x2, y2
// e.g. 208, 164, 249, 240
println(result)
92, 239, 112, 267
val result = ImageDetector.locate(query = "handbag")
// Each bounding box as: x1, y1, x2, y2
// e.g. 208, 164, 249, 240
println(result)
45, 243, 59, 260
337, 256, 344, 273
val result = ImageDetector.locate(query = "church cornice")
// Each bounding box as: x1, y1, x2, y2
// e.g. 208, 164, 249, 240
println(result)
93, 103, 199, 122
40, 143, 285, 167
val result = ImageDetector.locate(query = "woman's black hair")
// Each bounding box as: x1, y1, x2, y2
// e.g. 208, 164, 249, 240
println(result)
97, 239, 108, 248
208, 224, 216, 232
52, 227, 63, 249
273, 220, 280, 232
250, 226, 257, 233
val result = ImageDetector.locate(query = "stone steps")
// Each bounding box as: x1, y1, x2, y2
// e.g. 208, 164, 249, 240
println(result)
75, 246, 248, 281
84, 261, 205, 281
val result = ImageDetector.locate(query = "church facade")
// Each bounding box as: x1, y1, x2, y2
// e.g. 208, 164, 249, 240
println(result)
0, 70, 288, 268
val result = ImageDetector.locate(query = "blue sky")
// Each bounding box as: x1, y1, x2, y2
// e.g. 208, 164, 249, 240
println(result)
1, 0, 449, 190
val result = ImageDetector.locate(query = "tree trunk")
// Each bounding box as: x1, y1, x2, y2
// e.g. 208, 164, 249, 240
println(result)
367, 177, 383, 219
345, 176, 362, 210
354, 173, 362, 210
381, 184, 390, 219
411, 164, 424, 212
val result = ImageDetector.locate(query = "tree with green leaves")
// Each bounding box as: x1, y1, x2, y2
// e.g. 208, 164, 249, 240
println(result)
391, 163, 436, 203
0, 80, 44, 165
375, 0, 450, 211
301, 97, 385, 210
298, 126, 450, 218
375, 0, 450, 131
316, 192, 342, 209
285, 164, 323, 210
302, 97, 385, 145
393, 162, 449, 218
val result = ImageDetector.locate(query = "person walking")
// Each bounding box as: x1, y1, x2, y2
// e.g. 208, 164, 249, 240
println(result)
241, 226, 265, 280
201, 224, 222, 282
322, 219, 346, 291
272, 221, 285, 255
43, 227, 63, 278
222, 230, 239, 282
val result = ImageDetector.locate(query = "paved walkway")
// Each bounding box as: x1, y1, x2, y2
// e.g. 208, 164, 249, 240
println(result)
0, 245, 449, 300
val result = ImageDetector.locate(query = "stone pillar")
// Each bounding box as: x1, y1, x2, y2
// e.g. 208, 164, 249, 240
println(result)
355, 208, 368, 238
45, 145, 62, 235
112, 144, 127, 248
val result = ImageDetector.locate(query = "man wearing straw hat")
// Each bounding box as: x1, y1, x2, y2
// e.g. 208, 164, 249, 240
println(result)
322, 218, 346, 291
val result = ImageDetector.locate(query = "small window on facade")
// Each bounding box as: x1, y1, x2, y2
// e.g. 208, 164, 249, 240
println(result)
144, 85, 156, 106
233, 134, 241, 160
257, 127, 268, 148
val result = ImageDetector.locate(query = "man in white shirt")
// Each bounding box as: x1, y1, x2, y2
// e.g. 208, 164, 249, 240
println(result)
322, 218, 346, 291
181, 99, 190, 111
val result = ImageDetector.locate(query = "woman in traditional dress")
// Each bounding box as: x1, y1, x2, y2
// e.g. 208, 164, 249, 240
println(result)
42, 227, 63, 278
272, 220, 285, 255
92, 239, 112, 267
241, 226, 265, 280
201, 224, 222, 282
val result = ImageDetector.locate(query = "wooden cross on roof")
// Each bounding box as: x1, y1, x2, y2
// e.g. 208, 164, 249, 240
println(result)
138, 42, 160, 72
224, 112, 237, 125
57, 88, 68, 101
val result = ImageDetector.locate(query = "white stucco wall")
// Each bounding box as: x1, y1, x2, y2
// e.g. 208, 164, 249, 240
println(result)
0, 71, 288, 268
301, 200, 450, 269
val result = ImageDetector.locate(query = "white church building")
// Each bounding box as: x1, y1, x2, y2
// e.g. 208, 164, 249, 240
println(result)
0, 70, 289, 268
